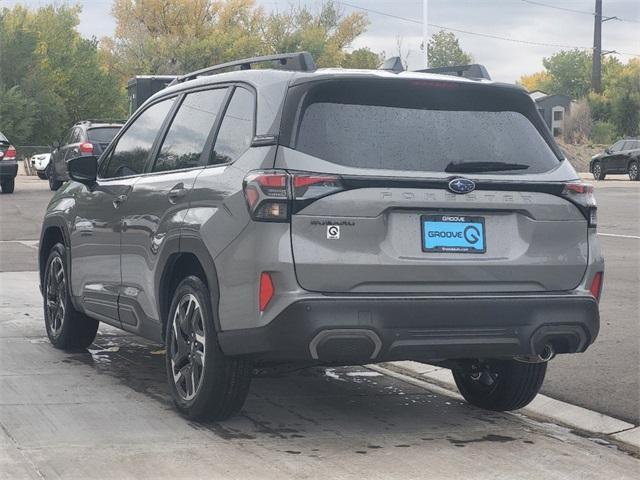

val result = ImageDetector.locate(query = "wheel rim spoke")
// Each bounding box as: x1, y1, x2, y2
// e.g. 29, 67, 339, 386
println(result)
46, 257, 65, 337
170, 293, 206, 401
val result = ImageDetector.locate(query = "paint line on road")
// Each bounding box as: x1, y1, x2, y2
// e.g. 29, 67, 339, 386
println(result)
0, 240, 39, 249
598, 233, 640, 240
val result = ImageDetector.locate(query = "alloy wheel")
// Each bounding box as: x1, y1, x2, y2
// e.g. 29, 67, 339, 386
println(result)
593, 164, 602, 179
630, 163, 638, 181
46, 256, 66, 337
169, 293, 206, 401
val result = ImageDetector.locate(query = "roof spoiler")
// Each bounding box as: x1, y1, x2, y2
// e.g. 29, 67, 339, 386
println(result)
170, 52, 316, 86
379, 57, 491, 80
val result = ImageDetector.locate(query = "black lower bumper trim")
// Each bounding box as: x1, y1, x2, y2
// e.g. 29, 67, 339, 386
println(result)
218, 295, 599, 364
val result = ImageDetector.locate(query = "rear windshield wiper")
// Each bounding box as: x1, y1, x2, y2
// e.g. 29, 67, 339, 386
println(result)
444, 161, 530, 173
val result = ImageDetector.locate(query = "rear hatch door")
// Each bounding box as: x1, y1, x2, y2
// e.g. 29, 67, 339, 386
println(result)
277, 77, 589, 294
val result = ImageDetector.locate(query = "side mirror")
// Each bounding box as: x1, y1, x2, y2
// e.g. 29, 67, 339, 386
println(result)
51, 140, 61, 150
605, 148, 611, 154
67, 155, 98, 184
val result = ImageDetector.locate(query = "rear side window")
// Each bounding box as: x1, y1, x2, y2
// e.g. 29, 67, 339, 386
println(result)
292, 80, 560, 175
102, 98, 175, 178
88, 127, 121, 144
153, 88, 227, 173
210, 87, 254, 165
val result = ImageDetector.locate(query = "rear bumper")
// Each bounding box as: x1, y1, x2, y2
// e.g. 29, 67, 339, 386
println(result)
218, 295, 599, 364
0, 161, 18, 178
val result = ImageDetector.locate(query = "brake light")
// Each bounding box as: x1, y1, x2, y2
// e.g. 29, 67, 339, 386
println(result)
589, 272, 603, 301
4, 145, 16, 160
80, 142, 94, 154
562, 182, 597, 227
243, 170, 344, 222
259, 272, 274, 312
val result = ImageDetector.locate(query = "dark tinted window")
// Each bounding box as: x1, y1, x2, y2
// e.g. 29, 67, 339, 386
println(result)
102, 99, 174, 178
210, 88, 254, 165
294, 80, 560, 174
153, 89, 227, 172
88, 127, 121, 144
611, 141, 625, 152
0, 132, 8, 142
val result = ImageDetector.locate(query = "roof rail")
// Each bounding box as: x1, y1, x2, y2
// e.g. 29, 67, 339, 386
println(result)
75, 119, 126, 125
413, 64, 491, 80
170, 52, 316, 85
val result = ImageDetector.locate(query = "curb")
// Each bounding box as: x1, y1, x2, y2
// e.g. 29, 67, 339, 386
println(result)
369, 361, 639, 452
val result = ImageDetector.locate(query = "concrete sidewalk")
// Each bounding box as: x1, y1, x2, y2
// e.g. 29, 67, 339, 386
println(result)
1, 271, 639, 479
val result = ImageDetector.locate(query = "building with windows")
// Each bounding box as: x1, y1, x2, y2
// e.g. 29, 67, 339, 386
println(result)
529, 90, 572, 137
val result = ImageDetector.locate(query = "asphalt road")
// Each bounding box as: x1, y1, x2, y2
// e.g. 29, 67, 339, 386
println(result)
0, 175, 638, 424
1, 272, 638, 479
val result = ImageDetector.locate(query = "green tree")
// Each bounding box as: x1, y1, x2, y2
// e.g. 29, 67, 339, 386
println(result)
0, 4, 126, 145
426, 30, 472, 68
541, 49, 591, 99
0, 86, 36, 145
104, 0, 374, 80
342, 48, 383, 69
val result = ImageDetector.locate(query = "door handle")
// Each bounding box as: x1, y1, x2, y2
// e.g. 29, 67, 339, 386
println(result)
113, 194, 128, 209
168, 187, 186, 204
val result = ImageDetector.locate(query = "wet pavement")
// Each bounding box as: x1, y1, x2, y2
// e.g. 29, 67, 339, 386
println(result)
1, 272, 639, 479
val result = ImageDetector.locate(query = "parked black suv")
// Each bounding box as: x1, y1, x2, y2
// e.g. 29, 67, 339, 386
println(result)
0, 131, 18, 194
590, 138, 640, 181
48, 120, 124, 190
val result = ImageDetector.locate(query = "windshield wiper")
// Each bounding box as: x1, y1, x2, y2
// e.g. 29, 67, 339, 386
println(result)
444, 161, 530, 173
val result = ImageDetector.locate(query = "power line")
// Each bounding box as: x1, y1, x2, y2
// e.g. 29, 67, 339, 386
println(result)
521, 0, 640, 24
336, 1, 640, 57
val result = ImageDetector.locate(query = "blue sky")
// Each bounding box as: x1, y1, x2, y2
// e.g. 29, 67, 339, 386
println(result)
3, 0, 638, 82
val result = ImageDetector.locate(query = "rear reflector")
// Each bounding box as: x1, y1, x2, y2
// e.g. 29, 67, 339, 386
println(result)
259, 272, 274, 312
80, 142, 94, 154
589, 272, 603, 301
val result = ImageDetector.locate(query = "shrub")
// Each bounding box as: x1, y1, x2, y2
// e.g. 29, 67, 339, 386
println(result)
590, 121, 617, 145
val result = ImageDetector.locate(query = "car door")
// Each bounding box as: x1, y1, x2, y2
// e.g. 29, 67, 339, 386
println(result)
52, 128, 74, 179
70, 98, 176, 326
118, 87, 230, 339
606, 140, 625, 172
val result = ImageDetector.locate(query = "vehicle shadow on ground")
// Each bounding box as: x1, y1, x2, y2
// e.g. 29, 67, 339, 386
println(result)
63, 333, 530, 454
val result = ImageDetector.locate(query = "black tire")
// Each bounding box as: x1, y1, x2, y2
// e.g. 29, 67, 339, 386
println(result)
1, 178, 15, 193
165, 275, 252, 421
453, 359, 546, 411
43, 243, 99, 350
592, 161, 606, 181
48, 173, 62, 191
628, 161, 639, 181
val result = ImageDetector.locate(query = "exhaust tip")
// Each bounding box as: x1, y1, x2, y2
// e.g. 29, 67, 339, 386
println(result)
538, 344, 555, 362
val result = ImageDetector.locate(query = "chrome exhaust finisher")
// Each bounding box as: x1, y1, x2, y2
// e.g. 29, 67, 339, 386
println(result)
515, 344, 555, 364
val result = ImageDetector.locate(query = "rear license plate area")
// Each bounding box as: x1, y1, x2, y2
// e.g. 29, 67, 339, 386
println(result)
421, 215, 486, 253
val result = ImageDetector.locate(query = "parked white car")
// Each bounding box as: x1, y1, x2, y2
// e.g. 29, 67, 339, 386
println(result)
30, 153, 51, 179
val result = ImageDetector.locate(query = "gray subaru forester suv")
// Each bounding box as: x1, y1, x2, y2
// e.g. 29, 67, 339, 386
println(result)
39, 52, 603, 421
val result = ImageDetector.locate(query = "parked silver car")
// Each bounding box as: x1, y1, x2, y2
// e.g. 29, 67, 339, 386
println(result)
39, 53, 603, 421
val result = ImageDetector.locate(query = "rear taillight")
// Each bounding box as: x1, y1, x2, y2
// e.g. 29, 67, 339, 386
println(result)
4, 145, 16, 160
562, 182, 597, 227
243, 170, 344, 222
80, 142, 94, 154
259, 272, 274, 312
589, 272, 604, 301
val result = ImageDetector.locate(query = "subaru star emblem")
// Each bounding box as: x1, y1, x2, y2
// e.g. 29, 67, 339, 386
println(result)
448, 178, 475, 194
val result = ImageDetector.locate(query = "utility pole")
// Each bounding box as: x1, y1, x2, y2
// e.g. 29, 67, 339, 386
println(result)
423, 0, 429, 67
591, 0, 602, 93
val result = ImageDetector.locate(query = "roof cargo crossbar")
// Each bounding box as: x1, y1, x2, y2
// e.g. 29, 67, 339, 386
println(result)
171, 52, 316, 85
413, 64, 491, 80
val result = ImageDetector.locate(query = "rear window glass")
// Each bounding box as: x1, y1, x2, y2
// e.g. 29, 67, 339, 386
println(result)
293, 80, 560, 175
0, 132, 8, 143
88, 127, 121, 144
